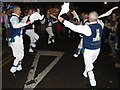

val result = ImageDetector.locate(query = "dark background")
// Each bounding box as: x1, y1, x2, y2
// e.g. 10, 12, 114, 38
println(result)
5, 2, 120, 16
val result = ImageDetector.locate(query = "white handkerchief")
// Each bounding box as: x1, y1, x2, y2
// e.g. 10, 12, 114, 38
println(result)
30, 12, 44, 23
98, 6, 118, 19
71, 10, 80, 22
58, 2, 70, 17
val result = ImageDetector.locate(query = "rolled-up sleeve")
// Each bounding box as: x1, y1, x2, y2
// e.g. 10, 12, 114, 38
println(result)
10, 16, 27, 29
63, 20, 91, 36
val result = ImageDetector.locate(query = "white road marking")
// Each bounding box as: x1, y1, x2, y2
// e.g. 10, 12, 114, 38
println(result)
24, 50, 64, 89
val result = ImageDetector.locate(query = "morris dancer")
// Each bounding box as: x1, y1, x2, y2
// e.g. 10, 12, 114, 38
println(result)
8, 6, 31, 75
59, 11, 104, 87
22, 9, 39, 52
45, 12, 58, 44
58, 2, 118, 88
73, 13, 89, 58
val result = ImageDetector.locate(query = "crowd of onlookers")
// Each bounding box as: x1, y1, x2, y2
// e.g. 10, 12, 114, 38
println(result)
103, 13, 120, 56
102, 13, 120, 68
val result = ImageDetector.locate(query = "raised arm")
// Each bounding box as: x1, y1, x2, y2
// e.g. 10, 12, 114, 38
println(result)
59, 17, 91, 36
10, 16, 31, 29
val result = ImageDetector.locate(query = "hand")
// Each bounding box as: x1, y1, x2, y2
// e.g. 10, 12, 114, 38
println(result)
58, 17, 64, 23
26, 21, 31, 25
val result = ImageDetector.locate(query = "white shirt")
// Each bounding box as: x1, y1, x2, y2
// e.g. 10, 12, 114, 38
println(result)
21, 15, 35, 29
9, 13, 27, 29
63, 19, 104, 36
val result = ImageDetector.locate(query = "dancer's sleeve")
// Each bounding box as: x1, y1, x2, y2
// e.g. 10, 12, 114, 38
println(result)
52, 20, 58, 24
40, 18, 46, 24
50, 14, 57, 19
10, 16, 27, 29
63, 20, 91, 36
21, 16, 28, 23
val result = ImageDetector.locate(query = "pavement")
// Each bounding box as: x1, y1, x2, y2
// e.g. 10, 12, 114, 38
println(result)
1, 34, 120, 90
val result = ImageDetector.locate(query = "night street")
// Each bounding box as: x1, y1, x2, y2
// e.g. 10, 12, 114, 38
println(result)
1, 2, 120, 90
1, 35, 120, 89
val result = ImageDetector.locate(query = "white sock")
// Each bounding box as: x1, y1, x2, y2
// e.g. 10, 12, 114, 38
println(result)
13, 59, 19, 66
88, 71, 96, 86
17, 61, 22, 71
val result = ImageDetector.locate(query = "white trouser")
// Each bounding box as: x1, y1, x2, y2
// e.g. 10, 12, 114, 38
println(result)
10, 35, 24, 61
78, 37, 83, 49
46, 27, 54, 38
83, 48, 100, 72
25, 29, 39, 47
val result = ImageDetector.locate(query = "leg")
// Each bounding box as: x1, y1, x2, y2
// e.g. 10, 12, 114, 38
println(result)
26, 30, 39, 52
78, 37, 83, 54
83, 49, 100, 86
51, 36, 55, 43
46, 27, 55, 44
109, 35, 116, 55
68, 30, 71, 37
73, 37, 83, 58
73, 47, 81, 58
115, 35, 119, 50
83, 49, 94, 78
10, 36, 24, 73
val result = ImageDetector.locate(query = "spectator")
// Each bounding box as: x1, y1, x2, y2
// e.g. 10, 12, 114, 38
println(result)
106, 13, 118, 58
3, 9, 12, 41
103, 16, 111, 43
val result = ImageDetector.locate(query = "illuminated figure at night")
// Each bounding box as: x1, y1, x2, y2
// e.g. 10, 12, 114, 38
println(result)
45, 9, 58, 44
22, 9, 39, 53
8, 6, 31, 76
58, 2, 118, 88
